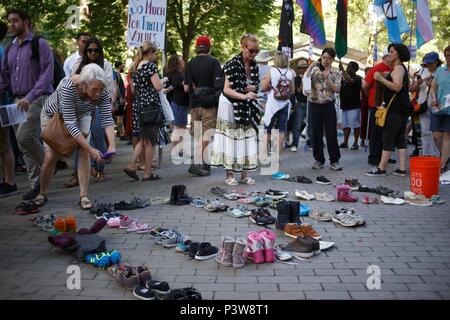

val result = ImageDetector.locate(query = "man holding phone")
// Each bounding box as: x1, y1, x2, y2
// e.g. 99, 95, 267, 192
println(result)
304, 48, 343, 171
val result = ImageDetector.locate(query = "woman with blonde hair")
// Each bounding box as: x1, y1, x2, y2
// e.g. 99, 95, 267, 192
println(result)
35, 64, 116, 209
210, 34, 260, 186
260, 51, 295, 177
123, 42, 170, 181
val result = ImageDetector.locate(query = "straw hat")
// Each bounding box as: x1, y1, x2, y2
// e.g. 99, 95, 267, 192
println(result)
255, 50, 271, 63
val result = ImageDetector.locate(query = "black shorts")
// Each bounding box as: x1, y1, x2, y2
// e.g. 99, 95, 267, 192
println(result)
382, 112, 408, 152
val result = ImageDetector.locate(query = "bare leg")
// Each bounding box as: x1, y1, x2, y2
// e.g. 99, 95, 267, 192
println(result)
441, 132, 450, 170
353, 128, 360, 146
127, 139, 143, 171
77, 148, 90, 198
378, 150, 393, 171
143, 141, 156, 179
38, 147, 58, 195
342, 128, 350, 145
1, 149, 16, 185
397, 148, 407, 171
432, 132, 443, 151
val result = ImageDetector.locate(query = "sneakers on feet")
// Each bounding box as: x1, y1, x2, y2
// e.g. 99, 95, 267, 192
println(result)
366, 167, 387, 177
312, 161, 324, 170
330, 162, 343, 171
392, 168, 407, 177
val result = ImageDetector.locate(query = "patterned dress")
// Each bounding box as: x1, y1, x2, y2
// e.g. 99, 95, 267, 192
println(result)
210, 53, 260, 172
131, 62, 170, 146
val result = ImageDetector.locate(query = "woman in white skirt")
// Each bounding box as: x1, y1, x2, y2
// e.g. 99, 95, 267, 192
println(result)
211, 34, 261, 186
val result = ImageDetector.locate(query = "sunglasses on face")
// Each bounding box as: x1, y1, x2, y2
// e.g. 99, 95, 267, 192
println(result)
87, 48, 100, 54
246, 46, 260, 55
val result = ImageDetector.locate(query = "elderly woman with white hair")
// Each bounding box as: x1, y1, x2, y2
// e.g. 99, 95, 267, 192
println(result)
33, 63, 116, 209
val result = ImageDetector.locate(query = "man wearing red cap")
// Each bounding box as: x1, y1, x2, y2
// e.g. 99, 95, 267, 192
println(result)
184, 35, 222, 176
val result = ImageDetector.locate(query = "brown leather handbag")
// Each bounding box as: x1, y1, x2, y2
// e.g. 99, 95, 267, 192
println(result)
41, 113, 80, 157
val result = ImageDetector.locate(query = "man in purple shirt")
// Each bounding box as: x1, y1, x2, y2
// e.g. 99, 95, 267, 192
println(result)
0, 9, 54, 200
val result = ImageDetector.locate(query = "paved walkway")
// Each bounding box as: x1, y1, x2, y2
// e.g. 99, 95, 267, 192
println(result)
0, 138, 449, 300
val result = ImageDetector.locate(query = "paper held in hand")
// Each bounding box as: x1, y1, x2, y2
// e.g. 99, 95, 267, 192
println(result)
0, 104, 27, 127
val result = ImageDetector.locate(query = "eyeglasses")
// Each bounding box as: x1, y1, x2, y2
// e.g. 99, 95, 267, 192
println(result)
87, 48, 101, 54
246, 46, 260, 55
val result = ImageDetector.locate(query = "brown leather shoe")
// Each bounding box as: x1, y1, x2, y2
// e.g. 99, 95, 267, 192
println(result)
284, 223, 305, 239
299, 223, 322, 240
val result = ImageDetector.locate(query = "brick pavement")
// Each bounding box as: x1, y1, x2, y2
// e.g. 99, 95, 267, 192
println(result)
0, 138, 449, 300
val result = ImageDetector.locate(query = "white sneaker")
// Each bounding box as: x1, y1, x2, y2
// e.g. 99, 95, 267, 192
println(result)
380, 196, 405, 205
290, 146, 298, 152
294, 189, 315, 201
314, 192, 335, 202
275, 246, 292, 261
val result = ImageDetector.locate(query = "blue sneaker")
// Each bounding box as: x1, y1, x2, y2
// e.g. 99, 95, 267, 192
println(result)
175, 241, 190, 253
271, 171, 289, 180
300, 203, 311, 216
107, 250, 121, 264
85, 252, 110, 269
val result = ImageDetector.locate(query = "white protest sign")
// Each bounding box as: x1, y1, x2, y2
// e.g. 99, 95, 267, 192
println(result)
127, 0, 167, 49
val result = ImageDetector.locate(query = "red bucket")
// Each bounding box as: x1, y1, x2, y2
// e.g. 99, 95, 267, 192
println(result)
410, 156, 440, 198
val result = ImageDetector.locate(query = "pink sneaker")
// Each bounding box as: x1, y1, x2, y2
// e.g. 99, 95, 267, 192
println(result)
119, 216, 131, 229
258, 230, 276, 263
107, 217, 121, 228
245, 232, 265, 264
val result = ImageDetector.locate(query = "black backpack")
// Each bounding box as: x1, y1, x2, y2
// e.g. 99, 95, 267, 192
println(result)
4, 35, 65, 90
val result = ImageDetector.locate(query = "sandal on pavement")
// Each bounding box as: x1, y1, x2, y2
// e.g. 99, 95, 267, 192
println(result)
33, 194, 48, 207
123, 168, 139, 181
80, 196, 93, 210
431, 195, 445, 205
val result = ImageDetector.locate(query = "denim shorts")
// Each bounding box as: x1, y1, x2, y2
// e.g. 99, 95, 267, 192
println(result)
341, 108, 361, 129
265, 105, 289, 133
430, 113, 450, 133
170, 101, 188, 127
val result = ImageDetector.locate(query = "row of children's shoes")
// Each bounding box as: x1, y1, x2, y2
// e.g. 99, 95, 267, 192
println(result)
33, 214, 77, 235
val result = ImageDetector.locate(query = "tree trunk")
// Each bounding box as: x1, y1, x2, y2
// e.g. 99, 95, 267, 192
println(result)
182, 37, 193, 62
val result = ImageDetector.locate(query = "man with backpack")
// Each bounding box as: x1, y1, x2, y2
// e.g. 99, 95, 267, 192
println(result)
0, 8, 54, 200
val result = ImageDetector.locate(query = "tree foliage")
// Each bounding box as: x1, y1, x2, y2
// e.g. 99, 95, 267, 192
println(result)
0, 0, 448, 65
166, 0, 276, 62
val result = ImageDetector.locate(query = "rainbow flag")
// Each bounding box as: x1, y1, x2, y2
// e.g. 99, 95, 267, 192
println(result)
296, 0, 326, 46
413, 0, 434, 48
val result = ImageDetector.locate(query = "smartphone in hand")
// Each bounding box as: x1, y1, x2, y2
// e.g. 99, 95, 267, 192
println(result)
101, 151, 116, 160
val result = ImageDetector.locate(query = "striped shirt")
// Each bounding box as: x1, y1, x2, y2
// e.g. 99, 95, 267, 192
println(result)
43, 76, 114, 138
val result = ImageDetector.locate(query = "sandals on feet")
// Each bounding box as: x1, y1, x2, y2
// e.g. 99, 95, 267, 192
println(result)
80, 196, 93, 210
241, 177, 256, 185
123, 168, 139, 181
225, 178, 239, 186
33, 194, 48, 207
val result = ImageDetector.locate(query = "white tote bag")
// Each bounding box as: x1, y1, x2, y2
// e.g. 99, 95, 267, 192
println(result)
159, 92, 174, 123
